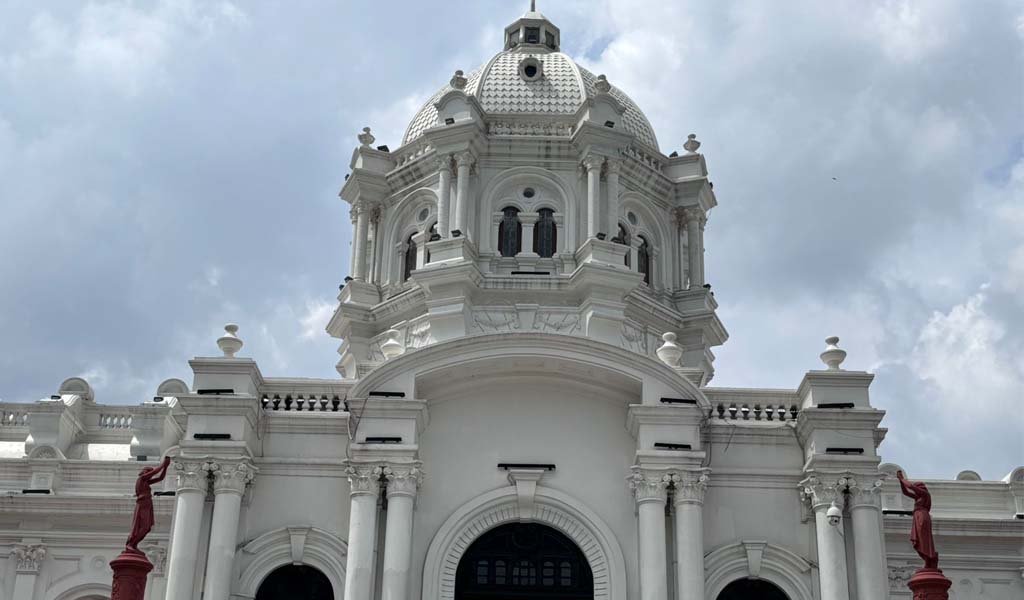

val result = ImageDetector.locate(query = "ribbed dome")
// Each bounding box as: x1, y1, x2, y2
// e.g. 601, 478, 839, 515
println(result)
401, 50, 660, 151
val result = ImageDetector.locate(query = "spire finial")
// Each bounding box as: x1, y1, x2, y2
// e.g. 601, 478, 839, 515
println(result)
530, 0, 536, 11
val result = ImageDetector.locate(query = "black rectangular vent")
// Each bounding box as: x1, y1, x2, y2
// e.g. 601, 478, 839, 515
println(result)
511, 271, 550, 275
365, 436, 402, 444
197, 388, 234, 395
660, 397, 697, 405
825, 447, 864, 455
194, 433, 231, 441
498, 463, 556, 471
882, 509, 913, 516
22, 489, 51, 495
654, 442, 692, 451
818, 402, 856, 409
368, 391, 405, 398
154, 491, 177, 497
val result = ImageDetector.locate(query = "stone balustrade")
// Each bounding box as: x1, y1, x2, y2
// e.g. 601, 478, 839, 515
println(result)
714, 402, 799, 422
261, 394, 345, 412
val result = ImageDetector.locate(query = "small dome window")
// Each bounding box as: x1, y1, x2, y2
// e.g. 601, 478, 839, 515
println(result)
627, 211, 638, 225
519, 57, 543, 82
525, 27, 540, 44
417, 208, 430, 223
523, 187, 535, 199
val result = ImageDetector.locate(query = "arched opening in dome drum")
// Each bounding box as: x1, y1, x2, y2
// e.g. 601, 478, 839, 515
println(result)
425, 222, 437, 263
715, 578, 790, 600
614, 223, 630, 267
455, 523, 593, 600
533, 208, 557, 258
403, 232, 417, 281
255, 565, 333, 600
637, 235, 651, 285
498, 206, 522, 257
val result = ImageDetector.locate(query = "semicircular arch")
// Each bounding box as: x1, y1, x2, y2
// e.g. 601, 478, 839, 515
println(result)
236, 527, 347, 600
480, 166, 577, 254
704, 541, 813, 600
382, 187, 439, 285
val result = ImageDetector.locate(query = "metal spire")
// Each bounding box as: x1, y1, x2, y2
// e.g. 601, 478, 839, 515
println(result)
530, 0, 536, 12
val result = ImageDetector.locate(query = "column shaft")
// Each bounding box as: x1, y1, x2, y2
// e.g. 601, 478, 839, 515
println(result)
814, 506, 851, 600
346, 494, 380, 600
684, 210, 703, 288
437, 158, 452, 237
353, 204, 370, 280
851, 505, 888, 600
454, 153, 472, 237
638, 501, 668, 600
164, 462, 209, 600
605, 161, 621, 238
584, 156, 603, 239
674, 503, 704, 600
201, 491, 243, 600
381, 494, 415, 600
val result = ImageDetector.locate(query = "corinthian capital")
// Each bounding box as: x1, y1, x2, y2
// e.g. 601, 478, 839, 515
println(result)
682, 207, 706, 228
209, 461, 257, 495
12, 544, 46, 573
582, 154, 605, 172
454, 151, 475, 168
435, 153, 454, 174
848, 475, 885, 509
383, 463, 424, 498
174, 461, 211, 493
604, 159, 622, 176
628, 468, 670, 504
799, 473, 854, 509
345, 462, 384, 497
670, 469, 710, 505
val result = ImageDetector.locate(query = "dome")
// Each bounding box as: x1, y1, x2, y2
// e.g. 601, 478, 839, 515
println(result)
401, 17, 659, 150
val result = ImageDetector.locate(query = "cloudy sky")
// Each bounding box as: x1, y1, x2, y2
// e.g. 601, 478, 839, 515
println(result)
1, 0, 1021, 480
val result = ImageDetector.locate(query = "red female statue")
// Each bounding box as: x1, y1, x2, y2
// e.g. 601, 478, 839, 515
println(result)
126, 455, 172, 552
110, 455, 172, 600
897, 470, 951, 600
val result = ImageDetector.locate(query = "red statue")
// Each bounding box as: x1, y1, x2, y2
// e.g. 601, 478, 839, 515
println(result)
897, 470, 951, 600
110, 456, 172, 600
897, 470, 938, 569
126, 455, 171, 552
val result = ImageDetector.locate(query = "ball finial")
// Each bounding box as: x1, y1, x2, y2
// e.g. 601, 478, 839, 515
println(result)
217, 323, 243, 358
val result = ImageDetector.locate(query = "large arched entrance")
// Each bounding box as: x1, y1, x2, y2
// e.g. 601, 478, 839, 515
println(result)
716, 578, 790, 600
455, 523, 594, 600
255, 565, 333, 600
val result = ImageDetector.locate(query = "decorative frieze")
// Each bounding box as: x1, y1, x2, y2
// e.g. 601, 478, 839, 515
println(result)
532, 310, 580, 334
628, 469, 670, 504
384, 464, 424, 499
488, 121, 574, 137
473, 308, 520, 333
345, 463, 384, 497
210, 461, 257, 496
12, 543, 46, 573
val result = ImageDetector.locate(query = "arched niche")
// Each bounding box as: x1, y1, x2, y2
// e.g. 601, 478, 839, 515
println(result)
704, 541, 813, 600
479, 167, 577, 259
619, 193, 671, 290
236, 527, 346, 600
380, 187, 438, 287
422, 485, 626, 600
47, 581, 111, 600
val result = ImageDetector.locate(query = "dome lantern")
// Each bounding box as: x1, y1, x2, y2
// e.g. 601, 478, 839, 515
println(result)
504, 0, 560, 52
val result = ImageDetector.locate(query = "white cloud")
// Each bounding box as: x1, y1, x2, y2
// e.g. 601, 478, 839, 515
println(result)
299, 298, 334, 340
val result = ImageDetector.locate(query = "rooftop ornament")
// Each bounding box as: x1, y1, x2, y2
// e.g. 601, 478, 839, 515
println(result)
683, 133, 701, 154
217, 323, 243, 358
656, 332, 683, 368
450, 69, 467, 90
595, 74, 611, 94
358, 127, 375, 147
819, 336, 846, 370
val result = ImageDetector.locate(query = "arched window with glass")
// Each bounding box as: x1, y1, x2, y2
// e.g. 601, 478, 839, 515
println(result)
403, 233, 417, 282
637, 236, 651, 285
615, 223, 631, 268
533, 208, 557, 258
498, 206, 522, 257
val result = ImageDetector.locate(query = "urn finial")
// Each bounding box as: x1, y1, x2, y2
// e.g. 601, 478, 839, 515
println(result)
595, 74, 611, 94
819, 336, 846, 370
217, 324, 243, 358
450, 69, 467, 90
358, 127, 375, 147
656, 332, 684, 368
379, 329, 406, 360
683, 133, 701, 154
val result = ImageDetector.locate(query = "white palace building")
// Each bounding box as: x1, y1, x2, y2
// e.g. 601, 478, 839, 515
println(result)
0, 5, 1021, 600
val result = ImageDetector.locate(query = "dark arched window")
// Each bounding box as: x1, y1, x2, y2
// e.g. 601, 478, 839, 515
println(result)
403, 233, 417, 281
425, 223, 437, 264
716, 578, 790, 600
498, 207, 522, 257
533, 208, 557, 258
455, 523, 593, 600
615, 223, 631, 267
256, 565, 333, 600
637, 236, 651, 285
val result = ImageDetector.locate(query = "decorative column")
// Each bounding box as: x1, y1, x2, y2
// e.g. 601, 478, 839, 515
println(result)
454, 152, 474, 237
801, 475, 851, 600
629, 468, 670, 600
671, 208, 685, 291
352, 201, 371, 281
11, 543, 46, 600
201, 461, 256, 600
517, 213, 539, 257
368, 205, 382, 283
583, 155, 604, 239
380, 464, 423, 600
436, 155, 453, 238
164, 461, 211, 600
344, 463, 384, 600
671, 470, 709, 600
683, 208, 705, 288
849, 477, 889, 600
605, 159, 621, 238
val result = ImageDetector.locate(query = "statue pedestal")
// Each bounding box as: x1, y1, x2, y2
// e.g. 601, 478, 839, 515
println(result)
908, 568, 952, 600
110, 549, 153, 600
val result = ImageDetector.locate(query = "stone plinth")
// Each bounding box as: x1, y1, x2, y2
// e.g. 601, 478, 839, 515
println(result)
907, 568, 951, 600
110, 549, 153, 600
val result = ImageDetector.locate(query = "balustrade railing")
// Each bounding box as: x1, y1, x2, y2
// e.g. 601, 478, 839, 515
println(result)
0, 408, 30, 427
261, 394, 345, 412
714, 402, 799, 422
97, 413, 133, 429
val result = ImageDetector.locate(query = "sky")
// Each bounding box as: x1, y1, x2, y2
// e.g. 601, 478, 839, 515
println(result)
0, 0, 1021, 480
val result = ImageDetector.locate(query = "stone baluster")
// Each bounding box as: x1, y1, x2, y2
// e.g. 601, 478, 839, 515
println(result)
202, 460, 256, 600
344, 463, 384, 600
165, 461, 212, 600
583, 155, 604, 239
671, 469, 709, 600
381, 464, 423, 600
849, 477, 889, 600
801, 475, 851, 600
436, 155, 453, 238
454, 152, 474, 238
629, 468, 670, 600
